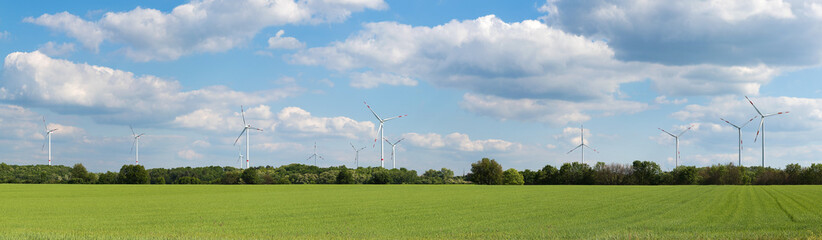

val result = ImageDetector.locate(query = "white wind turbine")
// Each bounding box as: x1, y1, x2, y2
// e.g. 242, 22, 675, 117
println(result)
745, 96, 789, 167
384, 137, 404, 169
233, 105, 263, 169
306, 142, 324, 166
235, 145, 244, 169
364, 101, 406, 168
41, 117, 58, 166
350, 142, 366, 168
566, 125, 597, 164
129, 125, 145, 165
659, 125, 693, 168
720, 116, 757, 166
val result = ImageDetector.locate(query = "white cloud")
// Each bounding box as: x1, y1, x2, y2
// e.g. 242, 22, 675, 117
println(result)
258, 142, 303, 152
2, 51, 302, 124
402, 132, 521, 152
543, 0, 822, 67
292, 14, 782, 115
37, 42, 76, 57
177, 149, 203, 160
268, 30, 305, 49
672, 95, 822, 132
349, 71, 417, 88
25, 0, 386, 61
555, 126, 592, 146
459, 93, 647, 126
0, 31, 9, 39
654, 95, 688, 105
274, 106, 374, 139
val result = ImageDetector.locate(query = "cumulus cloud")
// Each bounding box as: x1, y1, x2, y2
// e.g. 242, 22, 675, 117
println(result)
291, 14, 784, 122
555, 126, 592, 146
268, 30, 305, 49
402, 132, 521, 152
460, 93, 647, 125
37, 42, 76, 56
349, 71, 417, 89
655, 96, 688, 105
0, 104, 85, 142
1, 51, 302, 124
672, 95, 822, 132
25, 0, 386, 61
178, 149, 203, 160
173, 105, 374, 140
542, 0, 822, 66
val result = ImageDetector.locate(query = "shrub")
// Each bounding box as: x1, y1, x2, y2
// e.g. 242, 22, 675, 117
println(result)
118, 165, 149, 184
241, 168, 260, 184
336, 170, 354, 184
502, 168, 524, 185
470, 158, 503, 185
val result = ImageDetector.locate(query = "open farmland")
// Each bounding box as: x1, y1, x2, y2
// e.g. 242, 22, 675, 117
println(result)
1, 185, 821, 239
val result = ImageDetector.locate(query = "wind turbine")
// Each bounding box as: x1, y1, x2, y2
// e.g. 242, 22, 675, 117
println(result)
384, 137, 404, 169
129, 125, 145, 165
235, 145, 244, 169
41, 117, 58, 166
233, 105, 263, 169
364, 101, 406, 168
306, 142, 324, 166
720, 116, 757, 166
350, 142, 366, 168
745, 96, 789, 167
659, 125, 693, 168
566, 125, 597, 164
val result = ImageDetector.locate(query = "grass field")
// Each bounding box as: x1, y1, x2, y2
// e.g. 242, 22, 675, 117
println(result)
1, 185, 822, 239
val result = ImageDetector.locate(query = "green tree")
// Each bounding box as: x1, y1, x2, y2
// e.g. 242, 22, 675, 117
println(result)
502, 168, 524, 185
558, 162, 593, 185
118, 165, 149, 184
370, 168, 390, 184
336, 170, 354, 184
222, 170, 242, 184
97, 171, 119, 184
70, 163, 91, 184
469, 158, 503, 185
538, 165, 559, 184
241, 168, 260, 184
671, 166, 699, 185
631, 161, 661, 185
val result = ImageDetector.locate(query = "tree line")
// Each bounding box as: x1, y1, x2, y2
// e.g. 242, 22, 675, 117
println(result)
2, 159, 822, 185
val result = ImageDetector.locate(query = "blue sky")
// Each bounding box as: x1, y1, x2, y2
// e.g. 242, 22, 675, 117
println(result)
1, 0, 821, 173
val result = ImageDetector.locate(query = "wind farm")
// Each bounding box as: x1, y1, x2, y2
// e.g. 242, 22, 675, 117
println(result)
3, 0, 822, 239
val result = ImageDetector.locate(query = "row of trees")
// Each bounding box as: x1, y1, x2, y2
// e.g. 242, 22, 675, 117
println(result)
3, 160, 822, 185
0, 163, 465, 184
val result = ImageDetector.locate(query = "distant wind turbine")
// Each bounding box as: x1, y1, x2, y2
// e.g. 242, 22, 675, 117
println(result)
659, 125, 693, 168
350, 142, 366, 168
566, 124, 597, 164
41, 117, 58, 166
306, 142, 324, 166
720, 116, 757, 166
235, 145, 244, 169
364, 101, 406, 168
745, 96, 789, 167
129, 125, 145, 165
384, 137, 404, 169
233, 105, 263, 169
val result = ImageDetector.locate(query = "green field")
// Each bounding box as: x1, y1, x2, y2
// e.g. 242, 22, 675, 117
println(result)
2, 185, 822, 239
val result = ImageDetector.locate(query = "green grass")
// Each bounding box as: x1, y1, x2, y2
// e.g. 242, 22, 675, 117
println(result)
1, 185, 822, 239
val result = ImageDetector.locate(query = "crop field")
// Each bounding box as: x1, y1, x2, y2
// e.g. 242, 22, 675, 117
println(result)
1, 185, 822, 239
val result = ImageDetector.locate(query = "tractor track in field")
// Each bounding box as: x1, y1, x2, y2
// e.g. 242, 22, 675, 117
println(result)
763, 187, 796, 223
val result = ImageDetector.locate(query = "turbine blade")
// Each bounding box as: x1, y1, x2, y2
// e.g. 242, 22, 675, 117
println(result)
373, 124, 383, 148
319, 156, 324, 160
130, 125, 136, 136
395, 138, 405, 145
233, 128, 247, 145
350, 142, 356, 151
384, 137, 392, 145
658, 128, 676, 137
740, 115, 758, 128
42, 117, 49, 132
383, 114, 407, 122
754, 118, 764, 142
306, 154, 314, 161
763, 111, 790, 117
240, 105, 247, 126
677, 125, 693, 137
745, 96, 763, 116
720, 118, 740, 129
130, 140, 136, 154
364, 101, 383, 121
583, 144, 599, 153
567, 144, 582, 154
138, 133, 145, 138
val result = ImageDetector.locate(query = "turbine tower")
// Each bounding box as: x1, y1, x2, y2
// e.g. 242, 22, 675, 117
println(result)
41, 117, 58, 166
364, 101, 406, 168
306, 142, 324, 166
129, 125, 145, 165
720, 116, 757, 166
233, 105, 263, 169
236, 145, 244, 169
566, 124, 597, 164
384, 138, 404, 169
746, 96, 789, 167
350, 142, 366, 168
659, 125, 693, 168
